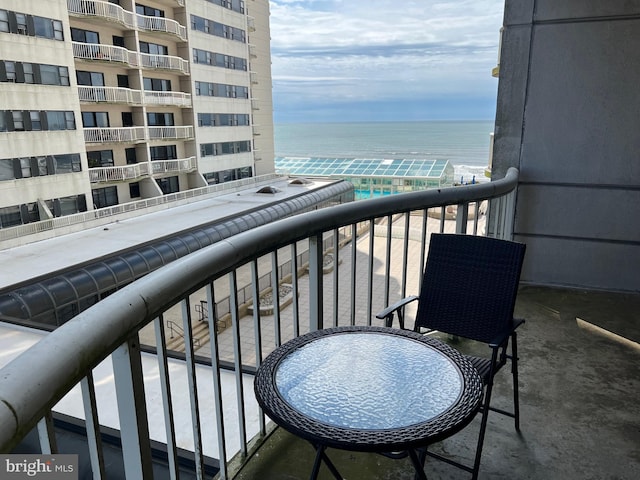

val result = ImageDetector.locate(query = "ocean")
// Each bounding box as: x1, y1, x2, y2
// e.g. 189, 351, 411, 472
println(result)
273, 121, 494, 184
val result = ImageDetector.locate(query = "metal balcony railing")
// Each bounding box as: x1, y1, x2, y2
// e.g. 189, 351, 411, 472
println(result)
148, 126, 194, 141
88, 163, 150, 183
143, 90, 192, 107
68, 0, 187, 41
72, 42, 189, 74
140, 52, 190, 75
78, 86, 144, 105
78, 86, 192, 107
84, 126, 146, 143
151, 157, 197, 175
0, 169, 519, 480
72, 42, 139, 67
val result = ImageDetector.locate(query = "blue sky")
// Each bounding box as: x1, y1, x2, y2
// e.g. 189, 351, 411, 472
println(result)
268, 0, 504, 123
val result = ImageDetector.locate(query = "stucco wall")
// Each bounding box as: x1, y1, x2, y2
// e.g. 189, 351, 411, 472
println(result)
493, 0, 640, 291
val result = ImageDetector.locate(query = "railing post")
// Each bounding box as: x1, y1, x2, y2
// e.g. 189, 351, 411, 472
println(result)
308, 233, 323, 331
455, 203, 469, 234
112, 335, 153, 479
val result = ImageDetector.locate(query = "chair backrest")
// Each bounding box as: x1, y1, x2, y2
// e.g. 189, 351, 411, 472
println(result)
414, 234, 526, 344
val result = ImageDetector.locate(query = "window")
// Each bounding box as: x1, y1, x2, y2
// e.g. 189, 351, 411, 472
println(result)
129, 182, 140, 198
36, 156, 48, 175
82, 112, 109, 128
22, 63, 34, 83
156, 176, 179, 194
112, 35, 125, 47
147, 112, 174, 126
117, 74, 129, 88
30, 111, 41, 130
136, 4, 164, 17
16, 13, 27, 35
0, 159, 12, 180
12, 111, 24, 131
53, 154, 82, 173
19, 158, 32, 177
143, 77, 171, 91
0, 10, 9, 33
45, 111, 75, 130
139, 41, 168, 55
5, 61, 15, 82
121, 112, 133, 127
87, 150, 114, 168
77, 71, 104, 86
71, 28, 99, 44
0, 205, 22, 228
150, 145, 177, 160
125, 148, 137, 164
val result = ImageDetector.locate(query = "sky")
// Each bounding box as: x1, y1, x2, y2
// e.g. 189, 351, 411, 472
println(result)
268, 0, 505, 123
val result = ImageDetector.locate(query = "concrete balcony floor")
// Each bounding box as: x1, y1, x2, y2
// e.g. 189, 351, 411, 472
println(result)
234, 286, 640, 479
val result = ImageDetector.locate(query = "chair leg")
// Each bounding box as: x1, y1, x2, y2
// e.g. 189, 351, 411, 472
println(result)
511, 332, 521, 431
472, 383, 493, 480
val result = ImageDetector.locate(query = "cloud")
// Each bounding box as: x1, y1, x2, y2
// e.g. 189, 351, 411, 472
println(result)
268, 0, 504, 122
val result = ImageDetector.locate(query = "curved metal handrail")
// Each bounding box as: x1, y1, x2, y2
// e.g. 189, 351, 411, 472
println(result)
0, 168, 518, 454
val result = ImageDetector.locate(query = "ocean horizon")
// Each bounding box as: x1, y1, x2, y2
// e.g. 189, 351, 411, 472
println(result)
274, 120, 494, 183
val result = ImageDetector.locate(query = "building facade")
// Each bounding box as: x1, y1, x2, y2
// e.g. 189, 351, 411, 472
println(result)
0, 0, 274, 229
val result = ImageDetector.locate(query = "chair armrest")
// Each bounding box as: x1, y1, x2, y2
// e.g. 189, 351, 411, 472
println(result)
375, 296, 418, 329
489, 318, 526, 348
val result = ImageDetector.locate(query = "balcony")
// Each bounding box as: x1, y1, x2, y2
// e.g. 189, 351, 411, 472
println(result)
137, 13, 188, 41
0, 170, 638, 480
84, 126, 146, 143
68, 0, 187, 41
72, 41, 139, 67
140, 52, 190, 75
72, 42, 189, 74
143, 90, 192, 107
148, 125, 194, 141
78, 86, 143, 105
78, 87, 192, 107
151, 156, 197, 176
88, 163, 150, 183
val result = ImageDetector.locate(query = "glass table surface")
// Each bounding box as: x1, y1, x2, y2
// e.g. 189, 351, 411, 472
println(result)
275, 331, 463, 430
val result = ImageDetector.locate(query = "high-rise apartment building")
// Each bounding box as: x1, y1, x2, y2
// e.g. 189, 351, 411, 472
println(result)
0, 0, 274, 229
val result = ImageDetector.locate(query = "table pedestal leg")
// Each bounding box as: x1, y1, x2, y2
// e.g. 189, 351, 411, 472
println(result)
310, 444, 343, 480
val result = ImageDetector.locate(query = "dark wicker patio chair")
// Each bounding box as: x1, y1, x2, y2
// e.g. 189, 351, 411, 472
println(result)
376, 233, 526, 479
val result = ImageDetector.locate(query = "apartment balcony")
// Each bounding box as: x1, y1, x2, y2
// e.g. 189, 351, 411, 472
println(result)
0, 170, 638, 480
140, 52, 190, 75
68, 0, 187, 41
143, 90, 192, 108
88, 163, 150, 183
148, 125, 194, 141
137, 13, 187, 41
77, 86, 191, 108
72, 43, 189, 74
72, 41, 139, 67
78, 85, 144, 105
84, 126, 146, 143
150, 156, 197, 176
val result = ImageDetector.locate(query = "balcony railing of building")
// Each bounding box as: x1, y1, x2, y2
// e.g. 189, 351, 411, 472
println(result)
68, 0, 188, 41
0, 169, 519, 479
88, 157, 197, 183
78, 86, 143, 105
84, 126, 147, 143
73, 42, 189, 75
0, 174, 283, 243
143, 90, 192, 107
148, 125, 194, 141
151, 157, 198, 175
72, 42, 139, 67
88, 163, 150, 183
140, 52, 190, 75
78, 86, 192, 107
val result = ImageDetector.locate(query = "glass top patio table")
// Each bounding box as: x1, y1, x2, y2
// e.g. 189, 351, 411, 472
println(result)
254, 326, 483, 455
